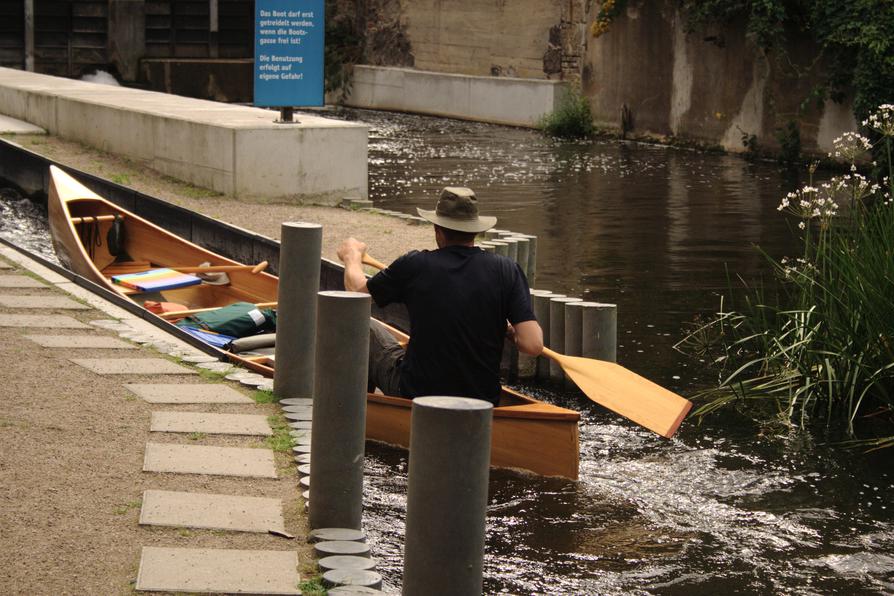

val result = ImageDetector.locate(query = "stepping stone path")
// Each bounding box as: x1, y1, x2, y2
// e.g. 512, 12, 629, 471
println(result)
140, 489, 286, 533
0, 275, 46, 288
0, 294, 90, 309
0, 314, 88, 328
23, 334, 137, 349
143, 443, 277, 478
150, 411, 273, 436
125, 383, 253, 404
70, 358, 196, 375
136, 547, 300, 595
5, 245, 319, 595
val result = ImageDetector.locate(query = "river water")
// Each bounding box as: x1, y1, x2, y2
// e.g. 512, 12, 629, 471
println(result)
2, 110, 892, 594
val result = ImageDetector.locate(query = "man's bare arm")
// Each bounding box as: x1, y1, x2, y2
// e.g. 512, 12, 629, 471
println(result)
511, 320, 543, 356
336, 237, 370, 294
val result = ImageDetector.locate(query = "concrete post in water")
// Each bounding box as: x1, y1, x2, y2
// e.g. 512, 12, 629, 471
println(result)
520, 289, 550, 379
512, 236, 530, 277
484, 228, 510, 240
500, 237, 519, 264
309, 291, 370, 530
582, 302, 618, 363
477, 242, 496, 253
274, 222, 322, 399
564, 301, 589, 389
402, 396, 492, 596
532, 291, 559, 380
549, 297, 582, 382
511, 233, 537, 286
489, 240, 509, 257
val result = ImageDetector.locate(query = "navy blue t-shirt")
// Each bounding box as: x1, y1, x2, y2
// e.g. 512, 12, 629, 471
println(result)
366, 245, 535, 404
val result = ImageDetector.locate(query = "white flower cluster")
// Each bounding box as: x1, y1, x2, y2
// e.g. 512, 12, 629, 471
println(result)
862, 104, 894, 137
780, 256, 818, 279
829, 131, 872, 161
778, 185, 838, 228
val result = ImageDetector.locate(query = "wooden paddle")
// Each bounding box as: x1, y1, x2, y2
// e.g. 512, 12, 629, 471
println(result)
172, 261, 269, 274
360, 252, 692, 438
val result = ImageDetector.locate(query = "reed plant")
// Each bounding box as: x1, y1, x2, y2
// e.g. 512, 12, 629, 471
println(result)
539, 86, 595, 139
678, 105, 894, 443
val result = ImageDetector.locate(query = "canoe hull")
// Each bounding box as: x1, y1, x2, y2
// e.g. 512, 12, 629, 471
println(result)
47, 165, 580, 479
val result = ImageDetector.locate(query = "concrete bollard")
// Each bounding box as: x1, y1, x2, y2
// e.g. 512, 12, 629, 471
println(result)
309, 290, 370, 530
509, 233, 537, 285
477, 242, 496, 253
564, 301, 590, 389
488, 240, 509, 257
532, 291, 558, 380
402, 397, 492, 596
520, 289, 551, 379
512, 236, 530, 277
582, 302, 618, 363
549, 297, 582, 382
484, 228, 510, 240
274, 222, 322, 399
500, 236, 519, 264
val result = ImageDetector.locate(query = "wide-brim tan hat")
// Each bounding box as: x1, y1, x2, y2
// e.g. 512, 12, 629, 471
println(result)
417, 187, 497, 234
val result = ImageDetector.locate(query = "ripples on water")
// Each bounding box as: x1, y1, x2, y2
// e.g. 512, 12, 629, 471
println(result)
3, 111, 893, 594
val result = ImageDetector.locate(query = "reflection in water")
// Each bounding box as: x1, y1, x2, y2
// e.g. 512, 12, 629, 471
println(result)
3, 110, 892, 594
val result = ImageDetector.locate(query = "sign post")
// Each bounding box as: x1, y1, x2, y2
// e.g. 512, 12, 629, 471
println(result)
254, 0, 325, 122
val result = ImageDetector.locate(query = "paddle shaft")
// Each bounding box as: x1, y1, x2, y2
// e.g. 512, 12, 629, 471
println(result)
171, 261, 268, 274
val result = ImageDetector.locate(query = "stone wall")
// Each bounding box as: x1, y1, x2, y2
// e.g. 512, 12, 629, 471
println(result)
340, 0, 856, 154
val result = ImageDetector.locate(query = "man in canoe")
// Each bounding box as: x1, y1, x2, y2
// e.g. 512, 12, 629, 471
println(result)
337, 187, 543, 406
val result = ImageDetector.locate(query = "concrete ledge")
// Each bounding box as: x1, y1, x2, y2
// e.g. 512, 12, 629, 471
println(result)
0, 67, 368, 203
344, 65, 567, 127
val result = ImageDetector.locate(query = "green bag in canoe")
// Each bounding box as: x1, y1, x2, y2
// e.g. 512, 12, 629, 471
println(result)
176, 302, 276, 338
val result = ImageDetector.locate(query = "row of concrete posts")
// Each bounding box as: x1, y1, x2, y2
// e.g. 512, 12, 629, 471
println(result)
479, 229, 618, 384
272, 222, 493, 595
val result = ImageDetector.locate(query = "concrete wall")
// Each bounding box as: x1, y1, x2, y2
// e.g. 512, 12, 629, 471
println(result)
345, 0, 856, 155
344, 65, 567, 127
0, 67, 367, 203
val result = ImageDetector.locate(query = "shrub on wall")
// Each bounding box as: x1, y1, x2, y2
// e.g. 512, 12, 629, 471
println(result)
539, 88, 596, 139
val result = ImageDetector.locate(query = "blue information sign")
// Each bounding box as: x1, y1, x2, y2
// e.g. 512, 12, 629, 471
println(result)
254, 0, 325, 107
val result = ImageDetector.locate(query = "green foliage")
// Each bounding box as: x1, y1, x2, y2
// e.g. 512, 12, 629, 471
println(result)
251, 388, 277, 403
298, 576, 327, 596
539, 88, 595, 139
678, 107, 894, 444
265, 414, 293, 452
774, 120, 802, 164
678, 1, 894, 128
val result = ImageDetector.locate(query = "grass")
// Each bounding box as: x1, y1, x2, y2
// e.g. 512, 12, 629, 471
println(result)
113, 499, 142, 515
252, 388, 278, 404
110, 173, 131, 185
298, 576, 326, 596
187, 432, 207, 441
265, 414, 293, 452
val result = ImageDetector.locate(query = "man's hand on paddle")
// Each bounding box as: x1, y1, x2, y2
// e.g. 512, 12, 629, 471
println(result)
337, 237, 371, 294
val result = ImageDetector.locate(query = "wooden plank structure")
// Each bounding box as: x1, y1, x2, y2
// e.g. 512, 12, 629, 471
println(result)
47, 165, 581, 479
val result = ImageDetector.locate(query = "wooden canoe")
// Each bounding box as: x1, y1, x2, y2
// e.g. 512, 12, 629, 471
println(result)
48, 165, 580, 479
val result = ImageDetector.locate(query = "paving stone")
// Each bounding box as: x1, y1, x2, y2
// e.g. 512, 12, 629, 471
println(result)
0, 314, 88, 328
284, 410, 313, 421
293, 444, 311, 454
239, 376, 269, 387
0, 114, 46, 134
314, 541, 371, 558
151, 411, 272, 436
0, 260, 10, 269
0, 248, 67, 283
125, 383, 254, 404
289, 420, 313, 430
197, 361, 236, 373
182, 354, 219, 364
299, 476, 310, 489
327, 586, 384, 595
226, 372, 257, 382
136, 546, 300, 594
23, 334, 137, 349
140, 489, 285, 533
70, 358, 196, 375
309, 528, 367, 543
278, 398, 314, 407
0, 275, 46, 288
258, 380, 274, 391
318, 555, 376, 573
297, 464, 311, 476
282, 405, 313, 414
295, 453, 311, 464
0, 294, 91, 310
323, 569, 383, 591
55, 282, 134, 319
143, 443, 277, 478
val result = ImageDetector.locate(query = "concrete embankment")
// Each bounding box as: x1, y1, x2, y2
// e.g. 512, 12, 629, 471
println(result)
0, 67, 368, 204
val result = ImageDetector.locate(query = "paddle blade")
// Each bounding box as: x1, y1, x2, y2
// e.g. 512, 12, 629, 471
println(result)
557, 352, 692, 438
